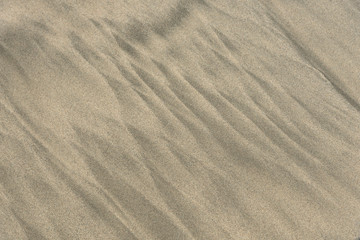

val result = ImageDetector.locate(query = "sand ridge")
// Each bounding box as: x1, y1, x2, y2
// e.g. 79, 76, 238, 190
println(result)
1, 0, 360, 239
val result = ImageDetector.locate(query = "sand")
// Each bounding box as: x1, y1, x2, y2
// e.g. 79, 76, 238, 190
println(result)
1, 0, 360, 239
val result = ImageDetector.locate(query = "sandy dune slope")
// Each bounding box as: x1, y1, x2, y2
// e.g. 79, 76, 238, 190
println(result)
1, 0, 360, 239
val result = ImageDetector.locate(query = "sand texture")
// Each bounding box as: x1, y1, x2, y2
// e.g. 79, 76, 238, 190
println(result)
1, 0, 360, 239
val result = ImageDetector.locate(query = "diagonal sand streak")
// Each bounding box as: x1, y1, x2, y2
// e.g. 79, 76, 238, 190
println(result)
1, 0, 360, 239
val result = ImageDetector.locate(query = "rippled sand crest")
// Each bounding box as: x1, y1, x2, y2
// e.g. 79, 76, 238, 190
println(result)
1, 0, 360, 239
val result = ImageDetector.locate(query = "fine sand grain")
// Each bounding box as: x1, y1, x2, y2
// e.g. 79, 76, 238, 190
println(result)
1, 0, 360, 239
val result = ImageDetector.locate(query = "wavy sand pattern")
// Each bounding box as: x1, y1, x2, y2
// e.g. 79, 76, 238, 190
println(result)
1, 0, 360, 239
